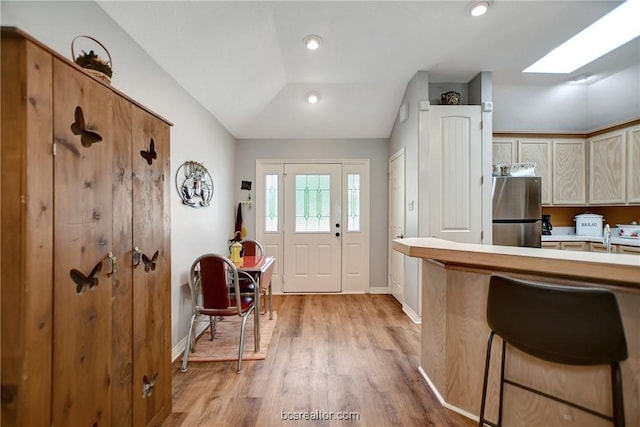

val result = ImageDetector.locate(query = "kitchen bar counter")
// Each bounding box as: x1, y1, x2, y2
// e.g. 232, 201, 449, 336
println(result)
392, 238, 640, 426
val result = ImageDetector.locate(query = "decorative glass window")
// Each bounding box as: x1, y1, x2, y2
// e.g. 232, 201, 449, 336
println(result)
347, 173, 361, 231
265, 174, 279, 232
295, 174, 331, 232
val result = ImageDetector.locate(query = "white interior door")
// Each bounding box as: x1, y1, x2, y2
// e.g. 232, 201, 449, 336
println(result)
389, 150, 405, 303
283, 163, 342, 292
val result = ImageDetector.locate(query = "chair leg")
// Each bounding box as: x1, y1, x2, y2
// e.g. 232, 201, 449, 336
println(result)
479, 331, 496, 427
181, 315, 196, 372
611, 363, 626, 427
237, 310, 252, 373
497, 340, 507, 427
209, 315, 215, 340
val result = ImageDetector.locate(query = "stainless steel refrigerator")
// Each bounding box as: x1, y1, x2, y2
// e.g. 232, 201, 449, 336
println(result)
492, 176, 542, 248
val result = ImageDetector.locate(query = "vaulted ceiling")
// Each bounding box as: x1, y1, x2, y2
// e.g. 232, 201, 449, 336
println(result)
98, 1, 638, 139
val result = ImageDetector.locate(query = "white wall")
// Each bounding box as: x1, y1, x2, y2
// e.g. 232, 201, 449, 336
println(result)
388, 71, 429, 316
1, 1, 237, 350
235, 138, 389, 289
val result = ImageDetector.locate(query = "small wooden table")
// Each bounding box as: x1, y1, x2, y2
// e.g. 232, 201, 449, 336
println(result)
236, 255, 275, 349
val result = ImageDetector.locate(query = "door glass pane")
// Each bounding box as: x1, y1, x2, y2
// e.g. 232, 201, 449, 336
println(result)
347, 173, 361, 231
295, 174, 331, 232
265, 174, 279, 232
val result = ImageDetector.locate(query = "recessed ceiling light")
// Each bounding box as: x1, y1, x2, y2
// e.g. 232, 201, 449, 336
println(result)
469, 1, 489, 17
303, 35, 322, 51
524, 0, 640, 73
305, 92, 320, 104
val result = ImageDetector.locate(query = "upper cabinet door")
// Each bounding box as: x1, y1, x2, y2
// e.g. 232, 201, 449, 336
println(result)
552, 139, 586, 205
492, 137, 517, 166
626, 125, 640, 203
589, 130, 626, 204
518, 138, 552, 205
52, 58, 114, 427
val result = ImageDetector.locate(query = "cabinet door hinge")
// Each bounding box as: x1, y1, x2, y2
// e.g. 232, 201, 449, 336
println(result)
52, 143, 57, 156
481, 231, 484, 240
480, 175, 484, 184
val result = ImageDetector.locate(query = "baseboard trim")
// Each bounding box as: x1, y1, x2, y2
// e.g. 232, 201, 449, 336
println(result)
171, 323, 208, 363
418, 366, 479, 423
368, 286, 389, 294
402, 303, 421, 324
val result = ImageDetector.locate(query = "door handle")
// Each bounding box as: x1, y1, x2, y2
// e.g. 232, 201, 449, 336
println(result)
396, 234, 404, 238
335, 232, 341, 237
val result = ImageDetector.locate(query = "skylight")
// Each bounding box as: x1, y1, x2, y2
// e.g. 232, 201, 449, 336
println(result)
524, 0, 640, 74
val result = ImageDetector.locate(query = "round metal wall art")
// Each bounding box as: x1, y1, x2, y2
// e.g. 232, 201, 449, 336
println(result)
176, 161, 213, 207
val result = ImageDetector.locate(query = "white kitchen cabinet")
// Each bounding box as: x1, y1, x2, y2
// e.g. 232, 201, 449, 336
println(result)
518, 138, 552, 205
627, 125, 640, 203
589, 130, 626, 204
492, 137, 517, 166
552, 139, 586, 205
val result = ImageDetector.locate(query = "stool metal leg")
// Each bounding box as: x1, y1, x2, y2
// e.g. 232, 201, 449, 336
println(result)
611, 363, 625, 427
479, 331, 496, 427
497, 340, 507, 427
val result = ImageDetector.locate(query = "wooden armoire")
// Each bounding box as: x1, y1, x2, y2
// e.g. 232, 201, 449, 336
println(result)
1, 27, 172, 426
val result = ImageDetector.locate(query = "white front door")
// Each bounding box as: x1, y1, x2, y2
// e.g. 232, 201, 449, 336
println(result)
388, 150, 405, 303
283, 163, 342, 292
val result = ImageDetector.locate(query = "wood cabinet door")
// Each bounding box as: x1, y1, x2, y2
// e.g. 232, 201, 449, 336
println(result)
52, 59, 114, 427
518, 138, 552, 205
589, 130, 626, 204
131, 106, 172, 426
492, 137, 517, 165
552, 139, 586, 205
627, 125, 640, 203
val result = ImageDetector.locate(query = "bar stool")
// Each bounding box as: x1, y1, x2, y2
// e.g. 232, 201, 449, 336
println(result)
479, 275, 628, 427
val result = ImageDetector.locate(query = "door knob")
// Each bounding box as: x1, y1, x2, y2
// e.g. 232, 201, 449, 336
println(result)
396, 234, 404, 238
335, 232, 341, 237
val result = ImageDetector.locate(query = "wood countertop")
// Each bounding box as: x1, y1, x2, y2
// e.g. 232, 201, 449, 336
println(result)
392, 238, 640, 289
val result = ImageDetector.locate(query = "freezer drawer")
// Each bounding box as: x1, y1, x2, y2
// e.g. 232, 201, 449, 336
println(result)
493, 221, 542, 248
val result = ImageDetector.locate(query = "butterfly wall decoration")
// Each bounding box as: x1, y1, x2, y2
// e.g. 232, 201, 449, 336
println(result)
70, 106, 103, 148
142, 250, 159, 272
142, 372, 159, 398
69, 261, 103, 294
140, 138, 157, 165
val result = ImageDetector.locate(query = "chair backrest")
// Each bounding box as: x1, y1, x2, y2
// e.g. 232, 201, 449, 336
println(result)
189, 254, 240, 311
241, 239, 264, 257
487, 275, 628, 365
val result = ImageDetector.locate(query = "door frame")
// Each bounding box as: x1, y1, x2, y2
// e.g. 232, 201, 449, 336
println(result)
388, 148, 405, 304
256, 159, 370, 294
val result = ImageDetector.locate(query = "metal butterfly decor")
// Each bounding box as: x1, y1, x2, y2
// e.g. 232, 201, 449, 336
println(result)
142, 372, 159, 398
142, 250, 159, 272
69, 261, 103, 294
70, 106, 103, 148
140, 138, 157, 165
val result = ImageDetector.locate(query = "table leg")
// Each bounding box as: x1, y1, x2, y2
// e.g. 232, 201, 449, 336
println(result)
268, 281, 273, 320
254, 276, 261, 351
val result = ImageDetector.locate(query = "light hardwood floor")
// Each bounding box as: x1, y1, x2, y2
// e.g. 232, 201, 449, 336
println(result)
164, 294, 476, 427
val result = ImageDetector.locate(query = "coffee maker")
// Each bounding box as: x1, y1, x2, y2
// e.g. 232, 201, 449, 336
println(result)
542, 214, 553, 235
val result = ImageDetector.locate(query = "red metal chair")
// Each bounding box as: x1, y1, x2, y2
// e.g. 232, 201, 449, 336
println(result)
181, 253, 257, 373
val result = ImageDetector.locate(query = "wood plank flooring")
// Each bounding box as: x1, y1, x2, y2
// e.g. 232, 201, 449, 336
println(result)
164, 294, 476, 427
